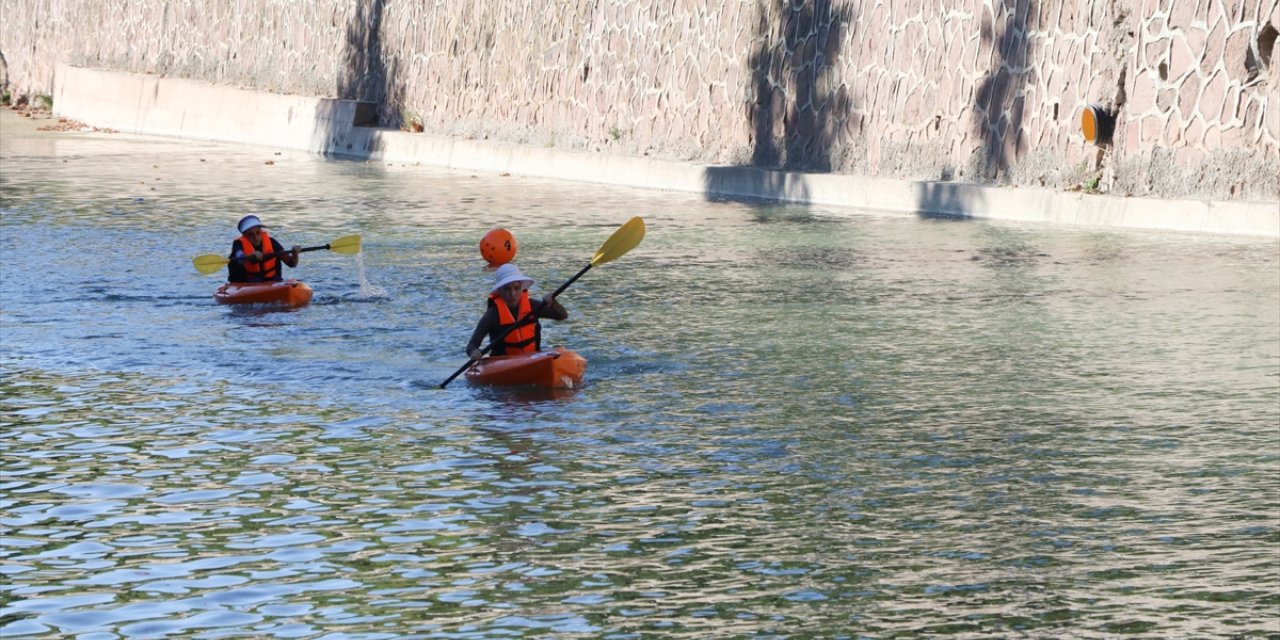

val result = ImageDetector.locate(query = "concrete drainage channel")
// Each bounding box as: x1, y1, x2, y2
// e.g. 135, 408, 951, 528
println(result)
51, 64, 1280, 239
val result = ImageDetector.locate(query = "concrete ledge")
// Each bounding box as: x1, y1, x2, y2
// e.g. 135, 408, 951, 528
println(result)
54, 64, 375, 154
54, 64, 1279, 238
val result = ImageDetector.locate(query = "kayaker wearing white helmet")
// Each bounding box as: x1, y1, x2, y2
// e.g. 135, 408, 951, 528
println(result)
227, 215, 301, 283
467, 263, 567, 360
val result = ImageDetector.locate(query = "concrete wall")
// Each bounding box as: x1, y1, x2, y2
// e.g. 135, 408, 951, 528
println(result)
3, 0, 1278, 203
40, 64, 1280, 238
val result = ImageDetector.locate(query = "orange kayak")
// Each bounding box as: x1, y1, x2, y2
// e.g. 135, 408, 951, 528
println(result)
465, 347, 587, 389
214, 279, 314, 308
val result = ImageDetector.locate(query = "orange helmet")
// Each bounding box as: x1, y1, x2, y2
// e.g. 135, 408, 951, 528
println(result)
479, 228, 517, 267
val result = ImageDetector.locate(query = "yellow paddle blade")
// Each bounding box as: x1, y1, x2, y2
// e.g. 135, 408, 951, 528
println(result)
328, 234, 362, 254
591, 217, 645, 266
193, 253, 230, 275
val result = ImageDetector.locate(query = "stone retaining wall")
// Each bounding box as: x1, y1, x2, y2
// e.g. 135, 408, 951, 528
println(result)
2, 0, 1278, 202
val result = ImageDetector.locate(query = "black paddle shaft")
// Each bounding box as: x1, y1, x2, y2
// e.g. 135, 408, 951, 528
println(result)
438, 263, 592, 389
235, 243, 330, 263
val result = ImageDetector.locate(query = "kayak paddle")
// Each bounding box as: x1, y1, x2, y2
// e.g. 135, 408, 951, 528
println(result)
192, 234, 362, 275
438, 216, 646, 389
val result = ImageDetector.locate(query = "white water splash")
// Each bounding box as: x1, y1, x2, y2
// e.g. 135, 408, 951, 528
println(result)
354, 252, 388, 299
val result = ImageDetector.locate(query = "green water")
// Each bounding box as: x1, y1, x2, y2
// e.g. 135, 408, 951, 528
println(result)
2, 115, 1278, 638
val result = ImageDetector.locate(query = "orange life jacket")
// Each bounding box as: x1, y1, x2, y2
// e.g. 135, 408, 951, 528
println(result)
491, 291, 537, 354
237, 231, 279, 280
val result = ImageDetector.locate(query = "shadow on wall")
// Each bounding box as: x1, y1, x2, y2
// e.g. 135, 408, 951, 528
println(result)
338, 0, 404, 124
915, 179, 982, 221
972, 0, 1034, 184
913, 0, 1036, 220
312, 0, 403, 157
705, 0, 856, 209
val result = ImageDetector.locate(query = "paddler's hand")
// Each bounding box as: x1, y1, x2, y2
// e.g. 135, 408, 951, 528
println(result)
542, 293, 568, 320
280, 245, 302, 268
468, 347, 483, 360
251, 250, 264, 262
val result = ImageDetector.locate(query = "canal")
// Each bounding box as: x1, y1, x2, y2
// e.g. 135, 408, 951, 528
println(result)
2, 111, 1278, 638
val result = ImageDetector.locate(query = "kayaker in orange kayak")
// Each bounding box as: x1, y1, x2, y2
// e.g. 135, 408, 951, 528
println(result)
467, 263, 567, 360
228, 215, 301, 283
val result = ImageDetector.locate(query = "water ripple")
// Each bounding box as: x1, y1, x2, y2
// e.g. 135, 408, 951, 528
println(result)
2, 123, 1277, 637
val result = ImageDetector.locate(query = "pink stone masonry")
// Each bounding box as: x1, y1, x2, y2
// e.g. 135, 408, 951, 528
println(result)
1, 0, 1276, 200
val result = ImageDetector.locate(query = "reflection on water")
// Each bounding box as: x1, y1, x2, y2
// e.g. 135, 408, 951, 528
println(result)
2, 114, 1279, 637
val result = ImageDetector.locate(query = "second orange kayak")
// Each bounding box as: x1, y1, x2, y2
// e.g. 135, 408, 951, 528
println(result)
214, 279, 314, 308
466, 347, 587, 389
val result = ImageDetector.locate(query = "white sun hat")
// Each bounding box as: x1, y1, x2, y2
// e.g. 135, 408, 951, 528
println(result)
237, 215, 265, 233
491, 263, 534, 293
